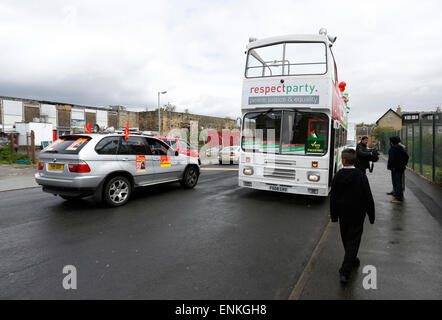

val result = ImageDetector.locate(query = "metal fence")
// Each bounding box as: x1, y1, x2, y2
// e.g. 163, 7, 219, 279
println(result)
380, 117, 442, 186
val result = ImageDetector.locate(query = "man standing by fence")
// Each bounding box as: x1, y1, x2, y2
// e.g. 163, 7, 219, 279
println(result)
388, 136, 409, 203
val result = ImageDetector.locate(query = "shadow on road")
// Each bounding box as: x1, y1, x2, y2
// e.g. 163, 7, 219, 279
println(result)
239, 189, 328, 207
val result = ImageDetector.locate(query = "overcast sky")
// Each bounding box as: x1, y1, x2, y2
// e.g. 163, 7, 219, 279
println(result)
1, 0, 441, 124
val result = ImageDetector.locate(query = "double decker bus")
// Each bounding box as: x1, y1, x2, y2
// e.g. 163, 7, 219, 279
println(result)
239, 29, 348, 196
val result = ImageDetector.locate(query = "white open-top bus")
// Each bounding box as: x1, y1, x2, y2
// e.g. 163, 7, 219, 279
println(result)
239, 29, 348, 196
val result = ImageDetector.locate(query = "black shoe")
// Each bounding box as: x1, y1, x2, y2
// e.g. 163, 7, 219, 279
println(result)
353, 257, 360, 268
386, 192, 394, 195
339, 273, 350, 284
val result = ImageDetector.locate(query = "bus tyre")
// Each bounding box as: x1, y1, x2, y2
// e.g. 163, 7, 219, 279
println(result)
103, 176, 131, 207
181, 166, 199, 189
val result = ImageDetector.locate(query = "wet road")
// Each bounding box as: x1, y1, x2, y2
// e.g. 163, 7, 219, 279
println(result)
0, 165, 330, 299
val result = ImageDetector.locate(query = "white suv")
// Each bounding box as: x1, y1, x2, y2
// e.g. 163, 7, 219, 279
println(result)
35, 134, 200, 207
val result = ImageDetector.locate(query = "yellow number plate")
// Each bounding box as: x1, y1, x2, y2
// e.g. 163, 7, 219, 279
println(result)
48, 163, 64, 171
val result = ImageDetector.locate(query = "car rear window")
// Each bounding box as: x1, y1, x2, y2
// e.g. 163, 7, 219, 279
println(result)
165, 139, 178, 149
42, 135, 91, 154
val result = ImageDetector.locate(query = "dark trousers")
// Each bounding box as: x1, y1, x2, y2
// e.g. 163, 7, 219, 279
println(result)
390, 171, 405, 192
392, 170, 404, 201
339, 220, 364, 276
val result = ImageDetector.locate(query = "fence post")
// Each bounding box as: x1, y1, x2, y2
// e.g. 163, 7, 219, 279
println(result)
419, 119, 423, 175
9, 133, 14, 153
405, 125, 408, 155
433, 116, 436, 182
412, 123, 415, 170
31, 130, 36, 165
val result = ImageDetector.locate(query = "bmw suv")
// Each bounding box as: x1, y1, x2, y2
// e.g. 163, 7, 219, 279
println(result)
35, 134, 200, 207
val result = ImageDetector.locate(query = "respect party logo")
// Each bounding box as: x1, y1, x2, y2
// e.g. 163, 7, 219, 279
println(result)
249, 83, 317, 96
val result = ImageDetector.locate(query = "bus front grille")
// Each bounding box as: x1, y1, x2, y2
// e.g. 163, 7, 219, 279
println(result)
263, 167, 296, 179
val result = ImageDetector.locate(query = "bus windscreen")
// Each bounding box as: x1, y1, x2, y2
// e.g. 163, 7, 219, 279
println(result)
242, 111, 329, 156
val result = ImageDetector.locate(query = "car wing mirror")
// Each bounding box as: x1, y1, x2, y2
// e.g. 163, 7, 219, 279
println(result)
175, 150, 179, 156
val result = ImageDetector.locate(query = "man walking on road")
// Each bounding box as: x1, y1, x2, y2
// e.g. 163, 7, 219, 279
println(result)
355, 136, 373, 174
387, 136, 409, 203
330, 149, 375, 284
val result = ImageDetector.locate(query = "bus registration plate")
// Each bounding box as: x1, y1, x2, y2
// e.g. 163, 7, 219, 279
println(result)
269, 185, 288, 192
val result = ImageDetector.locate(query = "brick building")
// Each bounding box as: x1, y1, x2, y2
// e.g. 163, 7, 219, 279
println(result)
376, 106, 403, 131
138, 110, 237, 134
0, 96, 238, 143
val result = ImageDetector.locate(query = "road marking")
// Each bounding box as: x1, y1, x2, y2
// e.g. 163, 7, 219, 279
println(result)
288, 220, 332, 300
0, 186, 40, 193
200, 168, 239, 171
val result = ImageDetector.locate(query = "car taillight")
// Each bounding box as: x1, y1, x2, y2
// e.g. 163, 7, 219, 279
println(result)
38, 162, 44, 170
68, 161, 90, 173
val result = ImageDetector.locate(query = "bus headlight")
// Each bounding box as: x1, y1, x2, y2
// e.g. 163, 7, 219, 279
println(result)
243, 167, 254, 175
308, 172, 320, 182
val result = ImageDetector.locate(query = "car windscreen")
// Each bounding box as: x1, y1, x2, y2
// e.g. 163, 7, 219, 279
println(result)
42, 136, 92, 154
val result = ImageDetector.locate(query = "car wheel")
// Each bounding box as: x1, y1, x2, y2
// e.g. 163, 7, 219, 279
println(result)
104, 176, 131, 207
181, 166, 199, 189
59, 195, 83, 201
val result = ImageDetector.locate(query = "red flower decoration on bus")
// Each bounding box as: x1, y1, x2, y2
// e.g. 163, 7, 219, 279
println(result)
338, 81, 346, 92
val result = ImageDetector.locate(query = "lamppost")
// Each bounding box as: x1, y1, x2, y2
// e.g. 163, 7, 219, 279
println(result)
158, 91, 167, 136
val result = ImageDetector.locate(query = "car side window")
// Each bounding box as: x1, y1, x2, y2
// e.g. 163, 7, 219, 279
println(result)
179, 139, 190, 150
95, 137, 119, 155
118, 137, 150, 155
146, 138, 169, 156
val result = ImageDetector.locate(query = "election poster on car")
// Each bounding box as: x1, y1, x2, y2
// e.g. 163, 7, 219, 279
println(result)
161, 156, 171, 167
136, 155, 146, 173
65, 138, 88, 151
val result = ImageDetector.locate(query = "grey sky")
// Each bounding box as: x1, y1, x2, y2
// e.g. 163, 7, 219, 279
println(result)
0, 0, 441, 124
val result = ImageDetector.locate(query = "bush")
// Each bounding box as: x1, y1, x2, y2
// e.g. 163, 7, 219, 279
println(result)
0, 145, 31, 164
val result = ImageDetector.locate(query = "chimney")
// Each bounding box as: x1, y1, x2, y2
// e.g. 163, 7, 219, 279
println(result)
437, 106, 441, 113
396, 105, 402, 115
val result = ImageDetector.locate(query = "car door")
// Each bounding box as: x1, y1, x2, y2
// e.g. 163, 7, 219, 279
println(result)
146, 138, 182, 181
116, 136, 154, 186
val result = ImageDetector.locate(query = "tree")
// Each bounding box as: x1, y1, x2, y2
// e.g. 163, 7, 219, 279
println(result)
373, 126, 396, 141
356, 122, 376, 127
161, 102, 176, 112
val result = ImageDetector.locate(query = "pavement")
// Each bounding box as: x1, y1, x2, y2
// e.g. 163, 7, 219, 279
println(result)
0, 158, 441, 299
0, 164, 38, 192
297, 157, 442, 300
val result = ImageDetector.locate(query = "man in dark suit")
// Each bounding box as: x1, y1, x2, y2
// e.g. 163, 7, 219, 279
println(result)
355, 136, 373, 174
388, 136, 409, 203
331, 148, 375, 284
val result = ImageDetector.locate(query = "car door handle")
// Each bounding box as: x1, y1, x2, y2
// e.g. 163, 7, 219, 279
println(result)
122, 158, 129, 161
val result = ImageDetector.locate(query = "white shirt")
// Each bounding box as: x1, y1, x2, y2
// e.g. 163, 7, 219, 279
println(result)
343, 166, 355, 169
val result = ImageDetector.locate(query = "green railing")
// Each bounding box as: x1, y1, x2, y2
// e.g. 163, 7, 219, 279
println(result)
381, 118, 442, 186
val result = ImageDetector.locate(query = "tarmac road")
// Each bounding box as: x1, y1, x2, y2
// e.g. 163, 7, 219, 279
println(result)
0, 165, 330, 299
